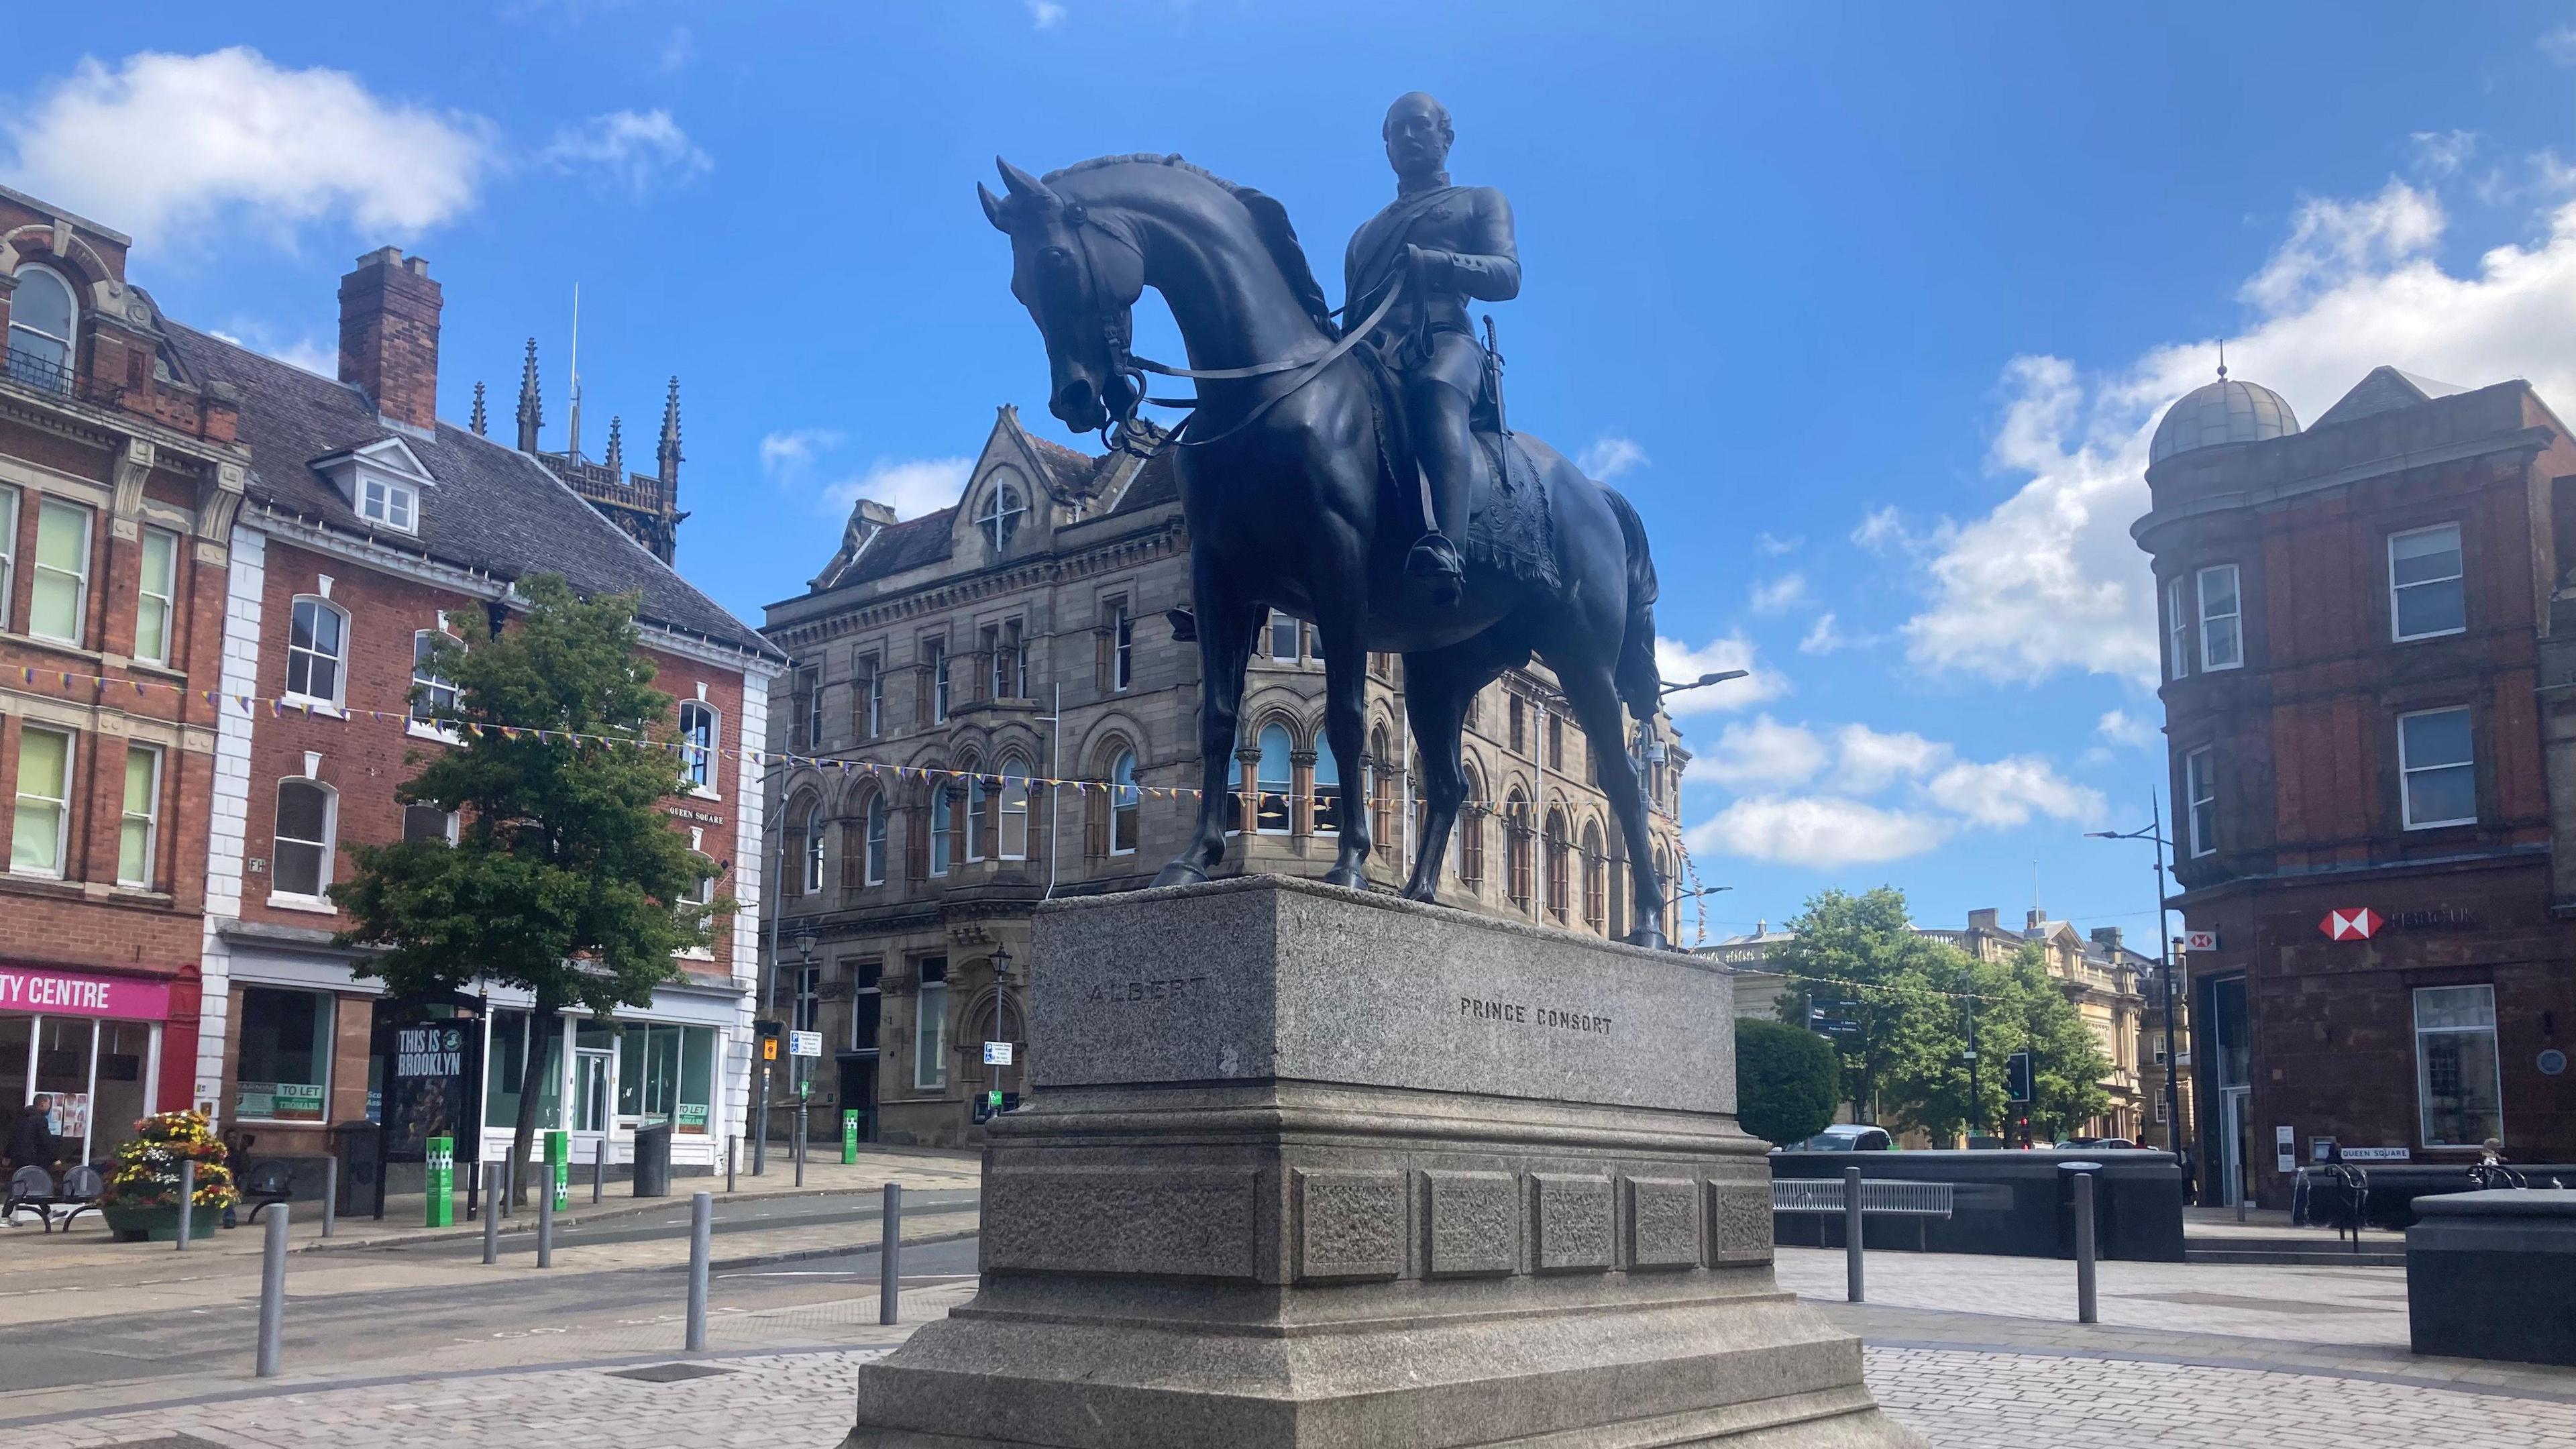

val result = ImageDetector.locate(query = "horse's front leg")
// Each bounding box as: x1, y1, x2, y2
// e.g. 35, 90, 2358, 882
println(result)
1154, 564, 1251, 889
1313, 588, 1373, 893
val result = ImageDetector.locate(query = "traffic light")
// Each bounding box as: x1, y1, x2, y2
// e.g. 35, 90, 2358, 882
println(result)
757, 1018, 783, 1063
2005, 1049, 2034, 1104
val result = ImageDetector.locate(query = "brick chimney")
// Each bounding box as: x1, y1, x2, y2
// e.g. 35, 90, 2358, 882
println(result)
1966, 908, 1999, 934
337, 247, 443, 430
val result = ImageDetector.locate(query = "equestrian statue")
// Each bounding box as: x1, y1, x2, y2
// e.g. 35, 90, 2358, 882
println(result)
979, 92, 1677, 947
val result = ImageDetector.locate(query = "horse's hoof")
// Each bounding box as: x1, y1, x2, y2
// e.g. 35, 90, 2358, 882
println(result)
1401, 883, 1438, 904
1625, 926, 1669, 951
1322, 866, 1368, 891
1152, 860, 1212, 889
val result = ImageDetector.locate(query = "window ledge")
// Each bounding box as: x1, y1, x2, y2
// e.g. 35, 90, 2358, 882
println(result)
689, 786, 722, 802
280, 697, 347, 719
266, 892, 339, 915
0, 627, 104, 664
108, 883, 172, 902
4, 867, 72, 890
405, 720, 462, 744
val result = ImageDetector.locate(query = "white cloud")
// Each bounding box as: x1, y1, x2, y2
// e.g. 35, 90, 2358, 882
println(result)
1898, 175, 2576, 685
2412, 129, 2476, 177
0, 48, 492, 245
1686, 796, 1950, 869
1026, 0, 1069, 28
1923, 755, 2105, 828
2097, 709, 2157, 748
658, 26, 696, 73
1693, 715, 1828, 789
2546, 24, 2576, 66
1578, 434, 1648, 480
542, 108, 710, 197
1749, 572, 1809, 614
759, 427, 844, 480
1653, 633, 1784, 716
1798, 612, 1845, 655
1756, 531, 1802, 555
1833, 724, 1951, 794
825, 457, 975, 521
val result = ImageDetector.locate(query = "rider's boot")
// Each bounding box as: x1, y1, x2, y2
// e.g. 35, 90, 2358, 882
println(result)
1407, 532, 1464, 606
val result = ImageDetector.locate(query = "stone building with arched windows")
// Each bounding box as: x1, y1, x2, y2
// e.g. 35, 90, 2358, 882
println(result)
758, 405, 1691, 1146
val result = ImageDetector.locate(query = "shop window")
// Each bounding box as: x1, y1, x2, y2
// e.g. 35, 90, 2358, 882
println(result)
1110, 751, 1140, 855
285, 597, 348, 708
2390, 523, 2466, 642
135, 526, 179, 666
613, 1021, 714, 1133
915, 957, 949, 1090
2414, 985, 2502, 1147
485, 1011, 565, 1131
272, 778, 338, 900
118, 744, 163, 888
2186, 747, 2216, 858
30, 499, 93, 645
679, 702, 717, 791
2398, 707, 2475, 829
11, 725, 73, 877
236, 987, 333, 1122
2196, 565, 2241, 671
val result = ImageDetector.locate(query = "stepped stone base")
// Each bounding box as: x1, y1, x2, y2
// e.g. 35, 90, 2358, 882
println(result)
844, 875, 1925, 1448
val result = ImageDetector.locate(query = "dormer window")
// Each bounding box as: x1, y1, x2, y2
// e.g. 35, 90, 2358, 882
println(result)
313, 437, 433, 536
5, 264, 76, 392
977, 482, 1025, 553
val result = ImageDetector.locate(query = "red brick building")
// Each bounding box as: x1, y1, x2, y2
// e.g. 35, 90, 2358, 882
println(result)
2136, 363, 2576, 1207
0, 183, 249, 1164
166, 248, 785, 1182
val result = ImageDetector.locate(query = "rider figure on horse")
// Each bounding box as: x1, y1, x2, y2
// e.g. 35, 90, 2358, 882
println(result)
1343, 92, 1520, 608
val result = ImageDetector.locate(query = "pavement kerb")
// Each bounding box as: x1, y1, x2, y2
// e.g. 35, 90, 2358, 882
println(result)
704, 1224, 978, 1273
299, 1181, 963, 1254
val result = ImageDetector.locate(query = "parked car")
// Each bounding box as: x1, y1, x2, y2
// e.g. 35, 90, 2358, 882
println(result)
1786, 1124, 1894, 1152
2053, 1136, 2138, 1150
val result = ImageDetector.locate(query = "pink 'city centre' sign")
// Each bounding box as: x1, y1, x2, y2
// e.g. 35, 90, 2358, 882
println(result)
0, 965, 170, 1020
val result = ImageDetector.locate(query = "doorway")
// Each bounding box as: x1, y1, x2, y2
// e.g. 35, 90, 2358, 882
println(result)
837, 1054, 876, 1144
574, 1049, 615, 1163
2220, 1086, 2251, 1208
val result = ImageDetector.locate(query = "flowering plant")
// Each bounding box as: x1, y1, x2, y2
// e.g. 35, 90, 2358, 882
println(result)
99, 1110, 238, 1210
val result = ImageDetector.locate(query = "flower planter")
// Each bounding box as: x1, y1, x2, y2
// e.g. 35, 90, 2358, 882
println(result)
101, 1203, 223, 1243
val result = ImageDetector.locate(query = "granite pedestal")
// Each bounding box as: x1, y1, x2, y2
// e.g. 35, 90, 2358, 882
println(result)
2408, 1189, 2576, 1366
844, 875, 1923, 1448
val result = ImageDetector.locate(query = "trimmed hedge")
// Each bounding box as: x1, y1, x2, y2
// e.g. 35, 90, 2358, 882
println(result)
1735, 1018, 1839, 1147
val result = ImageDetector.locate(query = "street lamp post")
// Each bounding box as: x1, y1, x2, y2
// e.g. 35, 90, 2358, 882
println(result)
2085, 797, 2185, 1161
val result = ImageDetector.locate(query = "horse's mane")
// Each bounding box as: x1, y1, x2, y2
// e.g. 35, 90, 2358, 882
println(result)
1044, 154, 1338, 339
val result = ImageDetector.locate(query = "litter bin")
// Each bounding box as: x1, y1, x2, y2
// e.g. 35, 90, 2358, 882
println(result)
633, 1120, 672, 1197
332, 1120, 383, 1217
2055, 1160, 2105, 1259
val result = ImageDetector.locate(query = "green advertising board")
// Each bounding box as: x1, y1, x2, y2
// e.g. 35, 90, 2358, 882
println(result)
425, 1134, 454, 1228
841, 1110, 859, 1165
544, 1129, 570, 1210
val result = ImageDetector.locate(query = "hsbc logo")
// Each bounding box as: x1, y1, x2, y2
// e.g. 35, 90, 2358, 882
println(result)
2320, 909, 2383, 941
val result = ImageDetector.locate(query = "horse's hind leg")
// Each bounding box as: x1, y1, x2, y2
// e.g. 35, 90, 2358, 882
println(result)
1398, 647, 1477, 902
1554, 659, 1666, 949
1154, 559, 1253, 889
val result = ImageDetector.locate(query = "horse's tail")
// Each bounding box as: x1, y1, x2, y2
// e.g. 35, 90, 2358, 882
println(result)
1604, 486, 1662, 717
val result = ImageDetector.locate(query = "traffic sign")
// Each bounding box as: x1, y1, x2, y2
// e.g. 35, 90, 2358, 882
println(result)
983, 1040, 1014, 1066
789, 1029, 823, 1059
2182, 930, 2218, 953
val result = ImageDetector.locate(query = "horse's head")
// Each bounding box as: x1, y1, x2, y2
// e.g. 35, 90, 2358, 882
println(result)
979, 158, 1144, 436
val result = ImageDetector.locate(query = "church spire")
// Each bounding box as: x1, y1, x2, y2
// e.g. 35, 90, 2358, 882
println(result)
515, 338, 543, 453
470, 380, 488, 436
657, 376, 683, 482
604, 415, 624, 479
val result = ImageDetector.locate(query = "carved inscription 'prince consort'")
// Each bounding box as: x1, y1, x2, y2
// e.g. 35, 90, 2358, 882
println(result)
1460, 996, 1613, 1037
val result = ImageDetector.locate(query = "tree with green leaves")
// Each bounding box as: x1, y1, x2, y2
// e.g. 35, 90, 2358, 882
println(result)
1767, 888, 1960, 1128
332, 576, 718, 1202
1734, 1017, 1839, 1146
1995, 943, 2114, 1141
1876, 945, 2011, 1144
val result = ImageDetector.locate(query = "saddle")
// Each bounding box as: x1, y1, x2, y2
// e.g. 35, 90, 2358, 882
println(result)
1354, 345, 1558, 592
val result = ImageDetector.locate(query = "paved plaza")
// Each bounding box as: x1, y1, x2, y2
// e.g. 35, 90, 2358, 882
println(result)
9, 1227, 2574, 1448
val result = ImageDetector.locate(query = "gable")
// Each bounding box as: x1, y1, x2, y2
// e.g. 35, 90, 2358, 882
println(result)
2311, 365, 2470, 431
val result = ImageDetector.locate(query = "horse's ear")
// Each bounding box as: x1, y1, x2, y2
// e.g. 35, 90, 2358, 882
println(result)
978, 182, 1011, 233
996, 156, 1057, 207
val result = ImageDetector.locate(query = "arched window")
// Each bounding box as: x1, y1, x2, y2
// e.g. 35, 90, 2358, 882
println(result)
6, 264, 76, 388
285, 597, 349, 708
998, 759, 1032, 861
1457, 763, 1486, 889
1544, 808, 1570, 922
803, 798, 826, 894
977, 482, 1026, 553
1310, 738, 1340, 836
1653, 845, 1674, 937
272, 777, 338, 900
931, 784, 955, 876
1368, 728, 1394, 847
1581, 820, 1607, 932
1504, 789, 1534, 912
965, 760, 988, 863
865, 794, 888, 885
1110, 749, 1140, 855
678, 701, 717, 790
1254, 724, 1293, 834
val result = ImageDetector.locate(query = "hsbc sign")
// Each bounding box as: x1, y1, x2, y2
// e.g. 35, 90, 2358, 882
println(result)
2320, 909, 2383, 941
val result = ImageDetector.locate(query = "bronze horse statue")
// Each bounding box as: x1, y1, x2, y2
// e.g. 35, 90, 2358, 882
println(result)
979, 154, 1674, 947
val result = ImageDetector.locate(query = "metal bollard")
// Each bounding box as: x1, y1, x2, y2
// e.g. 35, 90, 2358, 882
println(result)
256, 1204, 289, 1377
686, 1191, 712, 1351
483, 1167, 500, 1265
174, 1160, 196, 1252
2073, 1172, 2099, 1325
727, 1138, 737, 1194
501, 1158, 514, 1220
593, 1142, 606, 1205
878, 1182, 904, 1326
537, 1182, 555, 1268
796, 1106, 807, 1189
1843, 1166, 1865, 1303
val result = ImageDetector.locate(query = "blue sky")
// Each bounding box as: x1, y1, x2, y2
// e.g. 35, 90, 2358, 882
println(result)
17, 1, 2576, 945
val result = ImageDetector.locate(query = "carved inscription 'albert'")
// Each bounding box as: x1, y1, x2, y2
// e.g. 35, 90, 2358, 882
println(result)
1087, 975, 1210, 1004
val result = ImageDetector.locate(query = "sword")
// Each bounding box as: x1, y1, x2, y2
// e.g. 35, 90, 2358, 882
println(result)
1483, 313, 1509, 436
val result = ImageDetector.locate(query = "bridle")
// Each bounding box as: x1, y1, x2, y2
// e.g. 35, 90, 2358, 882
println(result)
1044, 203, 1406, 455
